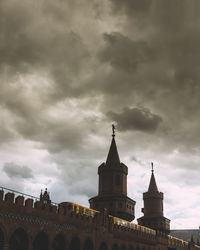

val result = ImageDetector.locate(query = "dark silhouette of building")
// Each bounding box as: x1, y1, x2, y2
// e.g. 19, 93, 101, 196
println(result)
138, 163, 170, 234
89, 129, 135, 221
0, 128, 199, 250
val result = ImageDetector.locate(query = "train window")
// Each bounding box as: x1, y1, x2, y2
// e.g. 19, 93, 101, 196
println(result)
85, 209, 91, 216
68, 204, 73, 211
122, 221, 126, 226
79, 207, 84, 214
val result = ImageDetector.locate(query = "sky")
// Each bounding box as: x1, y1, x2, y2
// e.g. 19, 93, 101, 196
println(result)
0, 0, 200, 230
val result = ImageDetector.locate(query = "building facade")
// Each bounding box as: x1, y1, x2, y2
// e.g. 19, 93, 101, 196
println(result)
0, 131, 199, 250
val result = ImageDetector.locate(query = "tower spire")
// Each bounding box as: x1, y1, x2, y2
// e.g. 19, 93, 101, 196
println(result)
148, 162, 158, 192
138, 162, 170, 234
89, 125, 136, 221
112, 124, 115, 138
106, 125, 120, 167
151, 162, 154, 173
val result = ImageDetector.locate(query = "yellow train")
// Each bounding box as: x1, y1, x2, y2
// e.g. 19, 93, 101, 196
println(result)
112, 217, 156, 235
168, 235, 188, 248
59, 202, 99, 217
59, 202, 156, 236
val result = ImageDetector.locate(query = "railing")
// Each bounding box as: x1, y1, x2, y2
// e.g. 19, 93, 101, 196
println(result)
0, 186, 59, 207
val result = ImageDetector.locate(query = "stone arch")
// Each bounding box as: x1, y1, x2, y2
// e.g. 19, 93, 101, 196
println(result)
0, 228, 4, 250
112, 243, 119, 250
83, 238, 94, 250
9, 228, 29, 250
99, 242, 108, 250
52, 233, 66, 250
69, 236, 81, 250
121, 245, 127, 250
33, 231, 49, 250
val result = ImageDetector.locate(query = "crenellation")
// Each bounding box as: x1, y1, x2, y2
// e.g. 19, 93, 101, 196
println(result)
0, 190, 4, 201
4, 192, 14, 203
15, 195, 24, 206
25, 198, 34, 208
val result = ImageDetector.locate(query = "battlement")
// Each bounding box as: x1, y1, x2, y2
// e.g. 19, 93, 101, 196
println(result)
0, 187, 95, 226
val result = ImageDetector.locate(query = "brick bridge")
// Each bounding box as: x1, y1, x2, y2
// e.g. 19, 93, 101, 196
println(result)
0, 187, 199, 250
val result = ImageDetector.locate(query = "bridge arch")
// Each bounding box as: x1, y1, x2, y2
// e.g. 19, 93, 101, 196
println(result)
0, 228, 4, 250
52, 233, 66, 250
99, 242, 108, 250
9, 228, 29, 250
69, 236, 81, 250
83, 238, 94, 250
33, 231, 49, 250
112, 243, 119, 250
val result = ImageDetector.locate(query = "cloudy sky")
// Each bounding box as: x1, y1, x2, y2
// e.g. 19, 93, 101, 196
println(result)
1, 0, 200, 229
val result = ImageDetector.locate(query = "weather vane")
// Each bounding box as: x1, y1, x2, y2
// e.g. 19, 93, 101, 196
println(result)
112, 124, 116, 137
151, 162, 154, 173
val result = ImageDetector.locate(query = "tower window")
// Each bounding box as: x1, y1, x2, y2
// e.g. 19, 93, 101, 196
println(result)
115, 175, 120, 186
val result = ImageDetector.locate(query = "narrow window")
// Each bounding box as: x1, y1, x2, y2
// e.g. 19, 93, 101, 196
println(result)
115, 175, 120, 186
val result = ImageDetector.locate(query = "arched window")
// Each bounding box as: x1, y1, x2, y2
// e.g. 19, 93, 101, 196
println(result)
9, 228, 29, 250
99, 242, 108, 250
83, 238, 94, 250
0, 228, 4, 250
69, 237, 81, 250
52, 234, 66, 250
121, 245, 127, 250
33, 231, 49, 250
112, 244, 119, 250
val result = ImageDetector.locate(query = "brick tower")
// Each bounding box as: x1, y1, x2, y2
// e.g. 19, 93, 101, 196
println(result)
138, 163, 170, 234
89, 125, 136, 221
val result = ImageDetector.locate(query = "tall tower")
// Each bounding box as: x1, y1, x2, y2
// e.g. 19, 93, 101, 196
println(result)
138, 163, 170, 234
89, 126, 136, 221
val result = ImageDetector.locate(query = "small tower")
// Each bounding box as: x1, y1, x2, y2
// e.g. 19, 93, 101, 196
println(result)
138, 163, 170, 234
89, 125, 136, 221
40, 188, 51, 205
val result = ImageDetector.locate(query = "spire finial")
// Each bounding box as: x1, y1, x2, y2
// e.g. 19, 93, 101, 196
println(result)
112, 124, 116, 138
151, 162, 154, 173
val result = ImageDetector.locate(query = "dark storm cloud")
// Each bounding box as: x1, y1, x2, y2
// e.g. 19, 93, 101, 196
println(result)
1, 0, 200, 158
107, 107, 162, 132
99, 32, 154, 72
0, 0, 90, 99
3, 162, 33, 179
110, 0, 152, 16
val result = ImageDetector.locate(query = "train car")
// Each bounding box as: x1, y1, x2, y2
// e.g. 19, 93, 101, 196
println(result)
59, 202, 99, 217
111, 216, 156, 236
59, 202, 156, 237
168, 235, 188, 248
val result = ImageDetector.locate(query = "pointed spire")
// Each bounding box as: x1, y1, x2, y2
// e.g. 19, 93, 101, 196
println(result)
106, 125, 120, 167
148, 162, 159, 192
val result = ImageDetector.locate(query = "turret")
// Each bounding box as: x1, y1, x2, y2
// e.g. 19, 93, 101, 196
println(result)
89, 125, 136, 221
138, 163, 170, 234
